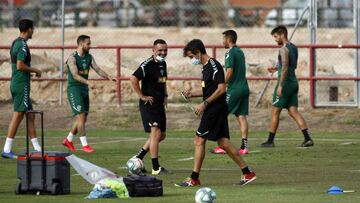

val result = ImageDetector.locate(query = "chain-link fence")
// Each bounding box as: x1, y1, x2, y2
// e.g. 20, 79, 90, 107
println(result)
0, 0, 359, 108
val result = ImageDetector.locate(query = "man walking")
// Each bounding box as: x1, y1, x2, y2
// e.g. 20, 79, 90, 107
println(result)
2, 19, 42, 158
259, 25, 314, 148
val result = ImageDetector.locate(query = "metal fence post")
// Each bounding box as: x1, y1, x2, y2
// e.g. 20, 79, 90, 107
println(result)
309, 0, 317, 108
355, 0, 360, 108
59, 0, 65, 106
116, 48, 122, 105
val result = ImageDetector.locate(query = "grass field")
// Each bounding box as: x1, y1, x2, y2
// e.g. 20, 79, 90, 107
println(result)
0, 129, 359, 203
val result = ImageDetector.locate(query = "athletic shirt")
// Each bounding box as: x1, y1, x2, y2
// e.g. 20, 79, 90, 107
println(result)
67, 51, 92, 88
10, 37, 31, 87
225, 45, 249, 94
277, 42, 298, 86
202, 58, 227, 119
133, 56, 167, 107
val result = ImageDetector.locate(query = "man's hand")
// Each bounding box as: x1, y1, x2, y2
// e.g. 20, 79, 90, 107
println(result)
267, 67, 278, 73
107, 75, 117, 82
141, 95, 154, 105
34, 69, 42, 77
277, 86, 282, 97
195, 102, 206, 116
88, 81, 96, 89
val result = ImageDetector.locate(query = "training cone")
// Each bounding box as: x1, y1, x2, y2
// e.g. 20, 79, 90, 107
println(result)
327, 186, 343, 194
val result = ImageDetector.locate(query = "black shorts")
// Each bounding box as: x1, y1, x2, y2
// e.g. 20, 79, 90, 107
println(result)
140, 104, 166, 133
196, 109, 229, 141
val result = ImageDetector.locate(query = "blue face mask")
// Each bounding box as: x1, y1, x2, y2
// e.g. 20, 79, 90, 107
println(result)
191, 57, 201, 65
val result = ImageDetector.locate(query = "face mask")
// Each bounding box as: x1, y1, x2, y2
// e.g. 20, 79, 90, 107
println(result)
155, 55, 166, 62
191, 57, 201, 65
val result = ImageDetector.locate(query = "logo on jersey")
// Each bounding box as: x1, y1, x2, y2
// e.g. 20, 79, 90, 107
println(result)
82, 63, 87, 68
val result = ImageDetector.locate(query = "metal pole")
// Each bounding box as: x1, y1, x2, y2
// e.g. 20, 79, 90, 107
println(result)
355, 0, 360, 108
309, 0, 317, 107
59, 0, 65, 105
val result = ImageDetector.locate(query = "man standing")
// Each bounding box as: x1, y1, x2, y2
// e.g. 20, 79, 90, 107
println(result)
130, 39, 170, 175
259, 25, 314, 147
2, 19, 42, 158
62, 35, 116, 153
175, 39, 256, 187
211, 30, 250, 155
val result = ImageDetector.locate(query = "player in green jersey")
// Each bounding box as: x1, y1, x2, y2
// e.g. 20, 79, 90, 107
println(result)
62, 35, 116, 153
2, 19, 42, 159
211, 30, 251, 155
259, 25, 314, 148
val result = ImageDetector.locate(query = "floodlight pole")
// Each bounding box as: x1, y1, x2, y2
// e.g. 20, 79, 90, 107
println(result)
355, 0, 360, 108
59, 0, 65, 105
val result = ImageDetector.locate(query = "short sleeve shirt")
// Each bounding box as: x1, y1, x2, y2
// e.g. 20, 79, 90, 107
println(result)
201, 58, 227, 119
10, 37, 31, 87
132, 56, 167, 106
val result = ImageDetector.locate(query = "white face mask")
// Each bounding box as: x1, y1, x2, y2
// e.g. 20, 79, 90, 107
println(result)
155, 55, 166, 62
191, 57, 201, 65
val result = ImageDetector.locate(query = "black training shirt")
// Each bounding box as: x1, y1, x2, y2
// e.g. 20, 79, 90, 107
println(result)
133, 56, 167, 106
201, 58, 227, 119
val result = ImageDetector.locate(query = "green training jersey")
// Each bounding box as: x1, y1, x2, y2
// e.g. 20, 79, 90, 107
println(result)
277, 43, 298, 86
10, 37, 31, 87
225, 45, 249, 92
67, 51, 92, 88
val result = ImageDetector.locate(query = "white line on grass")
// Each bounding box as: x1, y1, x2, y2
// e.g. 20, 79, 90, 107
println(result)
176, 157, 194, 161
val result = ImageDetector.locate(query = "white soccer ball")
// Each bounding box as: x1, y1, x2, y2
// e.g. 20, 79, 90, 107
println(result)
126, 157, 144, 175
195, 187, 216, 203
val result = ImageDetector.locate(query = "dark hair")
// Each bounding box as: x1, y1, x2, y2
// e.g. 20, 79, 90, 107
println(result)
183, 39, 206, 57
77, 35, 90, 45
153, 39, 167, 46
18, 19, 34, 32
271, 25, 288, 38
222, 30, 237, 43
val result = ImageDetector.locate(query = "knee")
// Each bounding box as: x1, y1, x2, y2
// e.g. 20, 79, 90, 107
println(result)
27, 113, 35, 122
218, 139, 230, 149
193, 136, 205, 147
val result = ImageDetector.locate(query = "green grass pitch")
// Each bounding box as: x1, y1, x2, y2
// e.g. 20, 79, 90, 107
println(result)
0, 129, 359, 203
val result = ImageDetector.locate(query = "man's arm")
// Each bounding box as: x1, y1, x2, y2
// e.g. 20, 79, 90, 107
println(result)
129, 75, 154, 105
194, 83, 226, 116
225, 68, 233, 83
67, 55, 89, 85
277, 46, 289, 96
91, 57, 116, 81
16, 60, 41, 77
204, 83, 226, 104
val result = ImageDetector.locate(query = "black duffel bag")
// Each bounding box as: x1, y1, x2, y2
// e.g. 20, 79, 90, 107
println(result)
123, 174, 163, 197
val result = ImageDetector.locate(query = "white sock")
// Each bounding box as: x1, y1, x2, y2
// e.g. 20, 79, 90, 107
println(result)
3, 138, 14, 153
67, 132, 75, 142
79, 136, 88, 147
31, 138, 42, 152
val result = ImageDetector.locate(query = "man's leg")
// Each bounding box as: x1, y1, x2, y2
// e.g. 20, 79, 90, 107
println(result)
27, 113, 41, 152
259, 106, 282, 147
175, 135, 205, 187
149, 127, 165, 174
288, 107, 314, 147
2, 112, 25, 157
237, 115, 249, 154
76, 113, 93, 152
218, 137, 256, 185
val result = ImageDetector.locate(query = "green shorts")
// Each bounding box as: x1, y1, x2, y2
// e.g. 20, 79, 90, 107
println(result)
272, 83, 299, 109
10, 84, 33, 112
226, 88, 249, 116
67, 86, 89, 116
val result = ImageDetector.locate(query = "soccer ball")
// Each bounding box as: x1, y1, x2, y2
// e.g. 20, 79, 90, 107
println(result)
195, 187, 216, 203
126, 157, 144, 175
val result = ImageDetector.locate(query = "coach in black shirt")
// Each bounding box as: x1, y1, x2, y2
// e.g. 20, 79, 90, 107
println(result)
175, 39, 256, 187
130, 39, 170, 175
